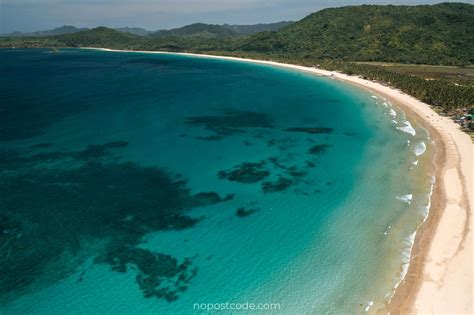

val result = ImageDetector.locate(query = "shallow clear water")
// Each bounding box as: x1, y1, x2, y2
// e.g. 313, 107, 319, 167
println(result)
0, 49, 434, 314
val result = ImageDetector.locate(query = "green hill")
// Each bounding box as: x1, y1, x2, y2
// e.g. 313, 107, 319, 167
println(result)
153, 23, 237, 38
222, 22, 293, 35
1, 3, 473, 65
55, 27, 144, 49
238, 3, 474, 65
114, 27, 154, 36
150, 22, 292, 38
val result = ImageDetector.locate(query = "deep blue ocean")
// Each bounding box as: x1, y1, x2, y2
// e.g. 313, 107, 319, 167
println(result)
0, 49, 435, 314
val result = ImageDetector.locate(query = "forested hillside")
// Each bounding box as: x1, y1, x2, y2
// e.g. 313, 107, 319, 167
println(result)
152, 23, 237, 38
2, 3, 472, 65
239, 3, 474, 65
222, 22, 293, 35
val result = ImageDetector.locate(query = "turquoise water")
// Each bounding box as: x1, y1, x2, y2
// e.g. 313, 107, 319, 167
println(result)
0, 49, 435, 314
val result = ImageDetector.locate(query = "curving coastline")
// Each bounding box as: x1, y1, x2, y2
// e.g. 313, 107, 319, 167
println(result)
85, 48, 473, 313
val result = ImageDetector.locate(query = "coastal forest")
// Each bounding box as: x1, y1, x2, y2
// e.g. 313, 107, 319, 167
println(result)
1, 3, 473, 113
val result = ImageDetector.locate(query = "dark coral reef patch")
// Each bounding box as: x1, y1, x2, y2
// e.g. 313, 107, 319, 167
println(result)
185, 109, 273, 138
218, 155, 313, 194
0, 142, 231, 302
95, 245, 198, 301
309, 144, 333, 155
194, 135, 224, 141
236, 207, 260, 218
218, 161, 270, 183
267, 157, 307, 178
283, 127, 333, 134
261, 177, 294, 193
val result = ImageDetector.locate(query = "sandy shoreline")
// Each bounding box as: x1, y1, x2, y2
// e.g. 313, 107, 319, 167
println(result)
85, 48, 473, 313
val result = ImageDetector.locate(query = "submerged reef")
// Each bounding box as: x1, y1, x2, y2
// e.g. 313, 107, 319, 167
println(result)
218, 161, 270, 183
261, 177, 294, 193
283, 127, 333, 134
236, 207, 260, 218
194, 135, 224, 141
11, 141, 130, 165
267, 157, 307, 178
188, 192, 234, 207
185, 109, 273, 138
266, 137, 297, 151
218, 155, 315, 194
305, 160, 317, 168
309, 144, 333, 155
0, 141, 232, 302
95, 246, 198, 301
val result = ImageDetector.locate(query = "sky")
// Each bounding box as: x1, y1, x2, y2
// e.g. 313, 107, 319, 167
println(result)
0, 0, 471, 33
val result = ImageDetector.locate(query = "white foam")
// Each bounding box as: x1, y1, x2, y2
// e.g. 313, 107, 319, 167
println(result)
364, 300, 374, 312
412, 160, 419, 166
397, 194, 413, 204
386, 175, 436, 302
371, 95, 378, 99
422, 176, 436, 223
389, 108, 397, 117
397, 120, 416, 136
414, 141, 426, 156
388, 230, 417, 300
400, 231, 417, 275
392, 119, 397, 125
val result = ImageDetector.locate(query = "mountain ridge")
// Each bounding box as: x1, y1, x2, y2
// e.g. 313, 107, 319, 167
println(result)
1, 3, 472, 65
0, 25, 89, 37
1, 22, 293, 38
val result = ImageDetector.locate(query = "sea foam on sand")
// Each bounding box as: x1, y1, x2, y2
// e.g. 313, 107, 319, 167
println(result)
397, 194, 413, 204
397, 120, 416, 136
414, 141, 427, 156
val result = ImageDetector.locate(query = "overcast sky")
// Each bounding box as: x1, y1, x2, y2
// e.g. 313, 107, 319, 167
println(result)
1, 0, 471, 33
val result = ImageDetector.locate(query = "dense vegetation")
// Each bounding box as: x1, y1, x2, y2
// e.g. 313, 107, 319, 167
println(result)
220, 22, 293, 35
0, 27, 246, 51
356, 62, 474, 86
55, 27, 145, 49
3, 3, 472, 63
115, 27, 155, 36
0, 3, 473, 111
239, 3, 474, 65
0, 27, 144, 49
153, 23, 238, 38
150, 22, 293, 38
